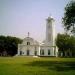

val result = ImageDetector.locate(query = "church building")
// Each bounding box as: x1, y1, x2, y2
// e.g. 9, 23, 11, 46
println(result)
17, 16, 58, 57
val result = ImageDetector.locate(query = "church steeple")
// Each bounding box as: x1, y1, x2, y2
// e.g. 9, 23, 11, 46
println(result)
27, 32, 30, 37
46, 16, 55, 45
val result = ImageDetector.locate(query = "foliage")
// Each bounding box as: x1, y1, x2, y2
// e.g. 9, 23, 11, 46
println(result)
56, 33, 75, 57
62, 0, 75, 34
0, 35, 22, 56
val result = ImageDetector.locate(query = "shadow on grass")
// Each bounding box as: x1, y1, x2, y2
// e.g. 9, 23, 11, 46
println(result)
23, 61, 75, 72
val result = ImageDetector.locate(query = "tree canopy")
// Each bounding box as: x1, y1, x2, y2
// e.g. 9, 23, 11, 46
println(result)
63, 0, 75, 34
56, 33, 75, 57
0, 35, 22, 56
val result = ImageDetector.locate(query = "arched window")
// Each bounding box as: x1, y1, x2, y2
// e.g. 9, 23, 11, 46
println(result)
27, 42, 30, 45
34, 47, 37, 55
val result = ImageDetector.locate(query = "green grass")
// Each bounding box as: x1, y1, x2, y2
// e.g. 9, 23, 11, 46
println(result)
0, 56, 75, 75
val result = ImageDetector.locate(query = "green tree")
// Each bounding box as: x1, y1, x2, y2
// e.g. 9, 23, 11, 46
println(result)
56, 33, 75, 57
63, 0, 75, 34
68, 36, 75, 57
0, 35, 22, 56
0, 36, 6, 56
6, 36, 22, 56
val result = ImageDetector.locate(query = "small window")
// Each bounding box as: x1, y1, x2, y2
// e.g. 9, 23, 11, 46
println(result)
34, 47, 37, 55
54, 47, 56, 55
40, 49, 44, 55
48, 49, 50, 55
27, 42, 30, 45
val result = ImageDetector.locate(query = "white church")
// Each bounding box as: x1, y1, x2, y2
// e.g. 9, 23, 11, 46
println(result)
17, 16, 58, 57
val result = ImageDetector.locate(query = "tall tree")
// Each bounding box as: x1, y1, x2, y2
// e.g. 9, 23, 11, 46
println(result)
62, 0, 75, 35
56, 33, 75, 57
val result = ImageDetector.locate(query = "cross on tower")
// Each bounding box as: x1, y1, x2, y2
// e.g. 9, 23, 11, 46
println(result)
28, 32, 30, 37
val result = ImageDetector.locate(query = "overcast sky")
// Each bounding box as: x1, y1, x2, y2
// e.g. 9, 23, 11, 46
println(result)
0, 0, 70, 42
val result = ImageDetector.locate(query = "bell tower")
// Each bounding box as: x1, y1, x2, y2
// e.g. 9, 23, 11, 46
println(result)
46, 16, 55, 45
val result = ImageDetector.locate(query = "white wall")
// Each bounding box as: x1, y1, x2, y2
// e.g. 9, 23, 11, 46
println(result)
40, 46, 55, 56
18, 44, 40, 56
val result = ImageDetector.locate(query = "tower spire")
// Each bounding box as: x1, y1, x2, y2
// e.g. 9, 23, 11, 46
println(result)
28, 32, 30, 37
46, 16, 54, 43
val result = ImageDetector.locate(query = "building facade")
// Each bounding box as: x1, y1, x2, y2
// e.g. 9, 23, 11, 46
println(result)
17, 16, 58, 57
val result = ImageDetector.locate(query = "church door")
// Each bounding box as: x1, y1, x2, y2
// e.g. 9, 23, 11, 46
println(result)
27, 50, 29, 56
20, 51, 22, 55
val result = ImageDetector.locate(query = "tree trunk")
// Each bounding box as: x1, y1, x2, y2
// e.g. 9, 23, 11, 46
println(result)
61, 52, 63, 57
65, 51, 67, 57
69, 51, 72, 57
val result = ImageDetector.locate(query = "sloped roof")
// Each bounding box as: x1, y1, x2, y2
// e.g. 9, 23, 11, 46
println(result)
22, 37, 39, 45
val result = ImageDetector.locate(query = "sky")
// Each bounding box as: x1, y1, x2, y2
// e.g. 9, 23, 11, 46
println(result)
0, 0, 70, 42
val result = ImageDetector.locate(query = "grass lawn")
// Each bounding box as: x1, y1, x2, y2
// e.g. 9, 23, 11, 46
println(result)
0, 56, 75, 75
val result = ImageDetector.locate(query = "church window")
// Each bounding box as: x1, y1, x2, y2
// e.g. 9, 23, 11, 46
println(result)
54, 47, 56, 55
27, 42, 30, 45
48, 49, 50, 55
34, 47, 37, 55
40, 49, 44, 55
